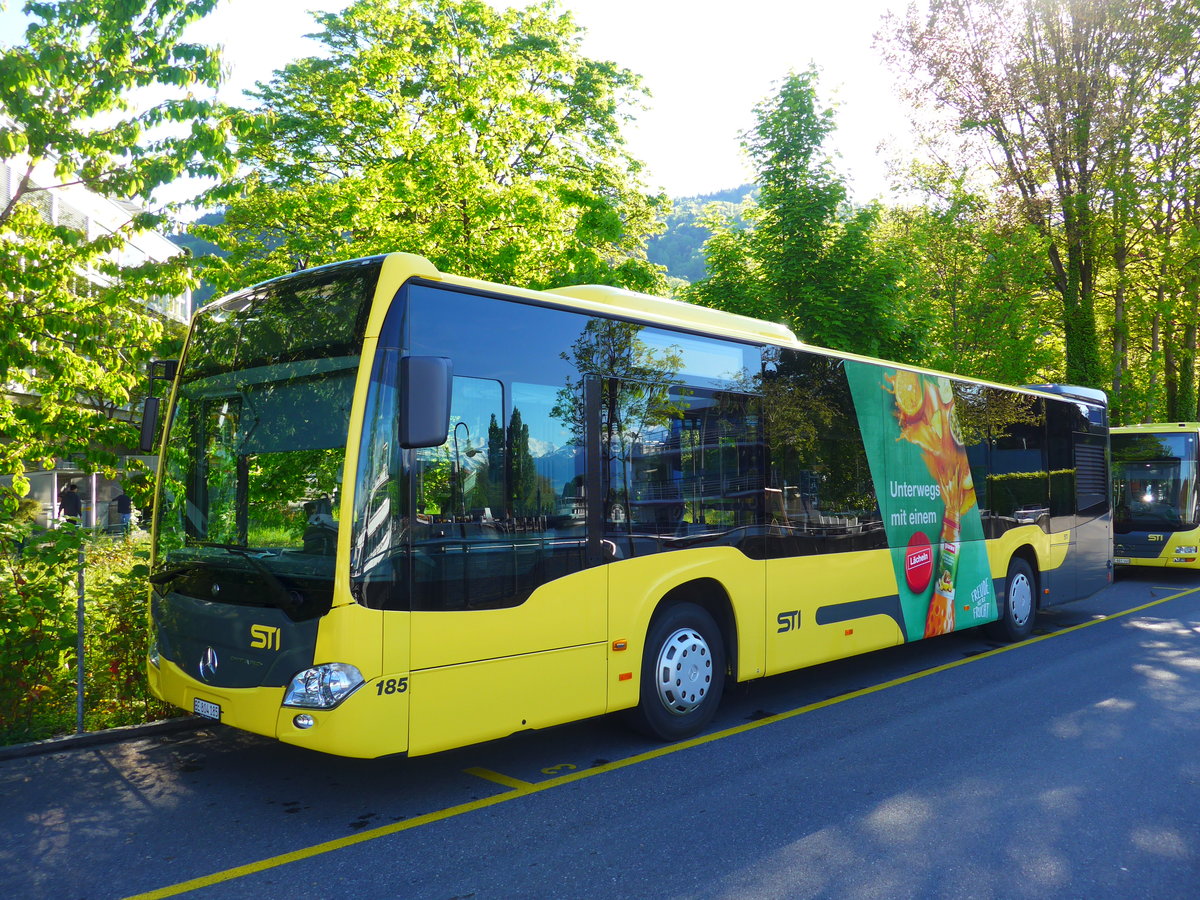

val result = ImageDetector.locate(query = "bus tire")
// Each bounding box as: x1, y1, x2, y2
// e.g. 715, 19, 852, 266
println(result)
987, 556, 1037, 642
627, 602, 726, 741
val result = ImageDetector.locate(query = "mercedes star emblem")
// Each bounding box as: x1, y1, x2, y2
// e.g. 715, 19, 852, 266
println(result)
198, 647, 219, 682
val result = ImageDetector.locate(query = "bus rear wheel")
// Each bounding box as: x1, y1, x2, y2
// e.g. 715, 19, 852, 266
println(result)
987, 556, 1037, 642
628, 602, 726, 741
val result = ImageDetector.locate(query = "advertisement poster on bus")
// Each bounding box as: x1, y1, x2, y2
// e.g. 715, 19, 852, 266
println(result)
844, 362, 997, 641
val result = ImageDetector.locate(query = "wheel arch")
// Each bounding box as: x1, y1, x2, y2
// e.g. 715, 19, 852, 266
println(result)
653, 577, 738, 684
1009, 544, 1042, 610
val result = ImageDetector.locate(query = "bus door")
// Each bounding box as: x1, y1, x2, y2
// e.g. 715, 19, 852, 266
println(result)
403, 374, 607, 756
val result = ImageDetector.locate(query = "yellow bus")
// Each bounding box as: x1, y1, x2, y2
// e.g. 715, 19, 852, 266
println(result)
146, 253, 1112, 758
1112, 422, 1200, 569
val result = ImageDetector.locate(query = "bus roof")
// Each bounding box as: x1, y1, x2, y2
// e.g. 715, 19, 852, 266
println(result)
393, 254, 1110, 408
1022, 383, 1108, 407
545, 283, 797, 344
1112, 422, 1200, 433
204, 252, 1106, 409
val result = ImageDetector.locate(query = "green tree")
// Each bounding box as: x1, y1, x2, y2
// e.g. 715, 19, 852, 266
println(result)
1120, 15, 1200, 422
685, 70, 906, 359
197, 0, 666, 294
0, 0, 233, 739
508, 407, 551, 516
644, 185, 756, 284
684, 198, 762, 315
884, 0, 1178, 390
0, 0, 236, 511
880, 162, 1059, 385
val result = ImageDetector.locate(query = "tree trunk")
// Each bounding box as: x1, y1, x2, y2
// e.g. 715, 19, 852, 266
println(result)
1055, 197, 1103, 388
1181, 276, 1200, 421
1111, 238, 1128, 420
1165, 337, 1179, 420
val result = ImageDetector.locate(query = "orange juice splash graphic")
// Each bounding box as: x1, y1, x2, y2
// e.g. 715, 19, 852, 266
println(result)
886, 371, 978, 638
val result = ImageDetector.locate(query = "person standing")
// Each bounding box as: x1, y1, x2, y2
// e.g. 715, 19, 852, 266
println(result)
113, 489, 133, 532
58, 483, 82, 525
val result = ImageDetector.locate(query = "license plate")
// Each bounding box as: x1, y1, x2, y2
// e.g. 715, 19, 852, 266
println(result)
193, 697, 221, 721
1113, 557, 1130, 566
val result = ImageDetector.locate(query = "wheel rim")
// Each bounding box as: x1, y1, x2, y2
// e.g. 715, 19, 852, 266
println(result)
1009, 571, 1033, 627
654, 627, 713, 716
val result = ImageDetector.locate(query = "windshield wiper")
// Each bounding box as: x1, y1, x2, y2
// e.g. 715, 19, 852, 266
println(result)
176, 542, 307, 616
217, 545, 302, 617
191, 540, 279, 557
149, 563, 204, 585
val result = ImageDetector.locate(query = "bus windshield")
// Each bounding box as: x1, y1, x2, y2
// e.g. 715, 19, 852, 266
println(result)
152, 259, 381, 610
1112, 431, 1200, 533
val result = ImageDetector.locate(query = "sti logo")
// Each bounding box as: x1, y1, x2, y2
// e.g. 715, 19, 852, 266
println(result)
250, 624, 280, 651
905, 532, 934, 593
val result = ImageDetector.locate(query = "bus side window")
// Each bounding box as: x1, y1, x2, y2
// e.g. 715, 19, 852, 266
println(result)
406, 375, 592, 611
982, 391, 1048, 535
349, 348, 404, 609
761, 348, 884, 557
603, 385, 764, 553
1046, 399, 1087, 530
1074, 432, 1109, 519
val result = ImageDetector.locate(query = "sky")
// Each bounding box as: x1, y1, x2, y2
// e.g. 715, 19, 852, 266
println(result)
1, 0, 915, 202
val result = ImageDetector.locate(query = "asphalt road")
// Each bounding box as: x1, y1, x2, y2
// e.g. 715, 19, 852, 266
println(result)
3, 568, 1199, 900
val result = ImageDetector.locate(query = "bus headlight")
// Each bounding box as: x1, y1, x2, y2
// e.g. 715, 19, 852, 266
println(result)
283, 663, 364, 709
1175, 546, 1197, 555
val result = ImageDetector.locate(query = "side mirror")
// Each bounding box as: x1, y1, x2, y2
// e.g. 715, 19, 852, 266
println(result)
139, 396, 161, 454
399, 356, 452, 449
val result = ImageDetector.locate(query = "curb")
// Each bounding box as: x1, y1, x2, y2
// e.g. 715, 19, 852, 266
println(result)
0, 716, 208, 761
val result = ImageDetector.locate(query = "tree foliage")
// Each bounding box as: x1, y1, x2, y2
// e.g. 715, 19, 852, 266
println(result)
684, 70, 908, 360
0, 531, 171, 744
196, 0, 666, 294
0, 0, 236, 511
1, 0, 235, 741
1117, 13, 1200, 422
883, 0, 1200, 400
879, 162, 1061, 385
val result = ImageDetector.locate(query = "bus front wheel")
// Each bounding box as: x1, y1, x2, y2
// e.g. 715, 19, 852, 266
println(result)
987, 556, 1037, 642
627, 602, 726, 741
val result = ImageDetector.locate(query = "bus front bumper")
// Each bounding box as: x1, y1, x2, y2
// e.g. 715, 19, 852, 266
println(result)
148, 656, 410, 758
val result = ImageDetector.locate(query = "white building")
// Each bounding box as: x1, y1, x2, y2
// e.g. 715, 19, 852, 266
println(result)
1, 155, 192, 323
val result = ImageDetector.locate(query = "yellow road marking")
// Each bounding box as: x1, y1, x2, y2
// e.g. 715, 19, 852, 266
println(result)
463, 767, 532, 791
124, 585, 1200, 900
